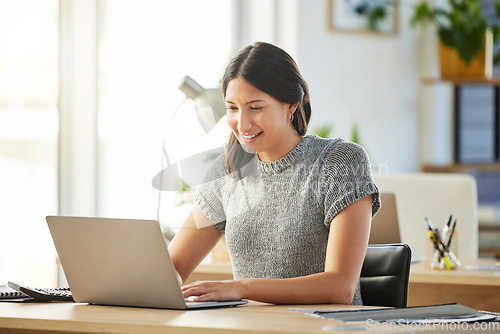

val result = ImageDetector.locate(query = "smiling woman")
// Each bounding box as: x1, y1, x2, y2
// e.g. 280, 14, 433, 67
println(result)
225, 78, 301, 162
168, 42, 380, 306
222, 42, 311, 172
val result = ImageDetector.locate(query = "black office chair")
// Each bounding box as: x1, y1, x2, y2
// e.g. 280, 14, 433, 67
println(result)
360, 243, 411, 308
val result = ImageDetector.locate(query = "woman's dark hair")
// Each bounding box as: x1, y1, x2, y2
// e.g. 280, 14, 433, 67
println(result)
222, 41, 311, 175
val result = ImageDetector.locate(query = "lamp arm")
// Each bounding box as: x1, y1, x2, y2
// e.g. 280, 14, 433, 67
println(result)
156, 97, 188, 233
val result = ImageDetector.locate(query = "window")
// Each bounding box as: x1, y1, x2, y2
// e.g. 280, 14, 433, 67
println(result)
97, 0, 232, 232
0, 0, 59, 286
0, 0, 232, 287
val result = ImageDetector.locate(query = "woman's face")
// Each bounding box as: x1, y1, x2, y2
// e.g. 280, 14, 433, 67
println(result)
225, 77, 299, 162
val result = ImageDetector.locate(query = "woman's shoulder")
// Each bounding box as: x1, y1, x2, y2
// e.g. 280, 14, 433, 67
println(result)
304, 136, 373, 186
304, 135, 368, 161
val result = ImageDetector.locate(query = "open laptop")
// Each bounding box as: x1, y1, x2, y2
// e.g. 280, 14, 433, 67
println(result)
46, 216, 247, 310
369, 193, 402, 244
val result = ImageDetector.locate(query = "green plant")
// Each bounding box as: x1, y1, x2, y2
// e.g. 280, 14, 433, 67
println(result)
410, 0, 500, 65
313, 123, 361, 144
350, 123, 361, 145
313, 124, 334, 139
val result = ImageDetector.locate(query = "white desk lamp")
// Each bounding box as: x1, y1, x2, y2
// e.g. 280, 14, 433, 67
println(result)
153, 76, 226, 238
178, 76, 226, 133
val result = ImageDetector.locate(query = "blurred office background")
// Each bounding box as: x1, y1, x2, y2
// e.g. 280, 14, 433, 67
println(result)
0, 0, 498, 287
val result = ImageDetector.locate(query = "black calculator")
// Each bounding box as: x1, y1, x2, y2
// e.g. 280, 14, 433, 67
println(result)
8, 281, 74, 302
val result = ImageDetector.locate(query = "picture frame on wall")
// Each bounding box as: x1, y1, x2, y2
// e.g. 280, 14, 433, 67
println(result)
327, 0, 399, 35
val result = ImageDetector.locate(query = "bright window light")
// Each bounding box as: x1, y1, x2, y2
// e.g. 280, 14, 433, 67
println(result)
0, 0, 59, 287
97, 0, 232, 233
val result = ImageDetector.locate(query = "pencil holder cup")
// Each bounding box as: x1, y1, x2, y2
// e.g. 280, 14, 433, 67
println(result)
425, 230, 459, 270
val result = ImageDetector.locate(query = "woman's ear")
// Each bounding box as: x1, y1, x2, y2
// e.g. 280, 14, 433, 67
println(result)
288, 103, 298, 115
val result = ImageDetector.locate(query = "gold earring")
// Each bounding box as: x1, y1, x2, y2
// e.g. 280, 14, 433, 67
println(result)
290, 113, 294, 122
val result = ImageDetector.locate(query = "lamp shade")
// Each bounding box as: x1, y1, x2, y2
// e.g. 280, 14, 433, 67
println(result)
178, 76, 226, 132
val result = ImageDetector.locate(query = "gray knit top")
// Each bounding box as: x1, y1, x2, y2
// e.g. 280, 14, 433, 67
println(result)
194, 135, 380, 305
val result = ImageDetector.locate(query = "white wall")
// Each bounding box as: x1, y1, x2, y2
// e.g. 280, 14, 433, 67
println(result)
235, 0, 451, 173
296, 0, 421, 173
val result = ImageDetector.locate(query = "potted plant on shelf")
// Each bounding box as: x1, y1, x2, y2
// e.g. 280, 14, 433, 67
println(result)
410, 0, 500, 79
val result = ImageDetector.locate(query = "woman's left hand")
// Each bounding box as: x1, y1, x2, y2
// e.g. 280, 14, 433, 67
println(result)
181, 280, 246, 302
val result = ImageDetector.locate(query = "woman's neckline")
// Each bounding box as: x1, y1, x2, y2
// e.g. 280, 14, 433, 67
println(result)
257, 135, 312, 174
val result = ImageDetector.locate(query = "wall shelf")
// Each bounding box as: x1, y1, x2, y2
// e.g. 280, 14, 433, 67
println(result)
423, 77, 500, 85
423, 163, 500, 173
422, 78, 500, 163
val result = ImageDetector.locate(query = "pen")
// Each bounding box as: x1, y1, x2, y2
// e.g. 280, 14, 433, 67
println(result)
446, 220, 461, 268
441, 215, 452, 243
427, 230, 453, 269
446, 219, 457, 250
439, 215, 453, 269
441, 219, 462, 268
425, 217, 435, 231
438, 238, 456, 269
425, 218, 441, 268
435, 229, 456, 269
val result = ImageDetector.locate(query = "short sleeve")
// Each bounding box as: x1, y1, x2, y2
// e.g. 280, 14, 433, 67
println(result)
193, 155, 228, 233
320, 141, 380, 227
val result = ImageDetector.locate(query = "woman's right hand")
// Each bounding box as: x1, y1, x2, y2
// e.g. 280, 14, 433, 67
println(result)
182, 279, 247, 302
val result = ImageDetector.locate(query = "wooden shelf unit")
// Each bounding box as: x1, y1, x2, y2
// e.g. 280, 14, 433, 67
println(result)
423, 77, 500, 85
423, 77, 500, 163
422, 163, 500, 173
